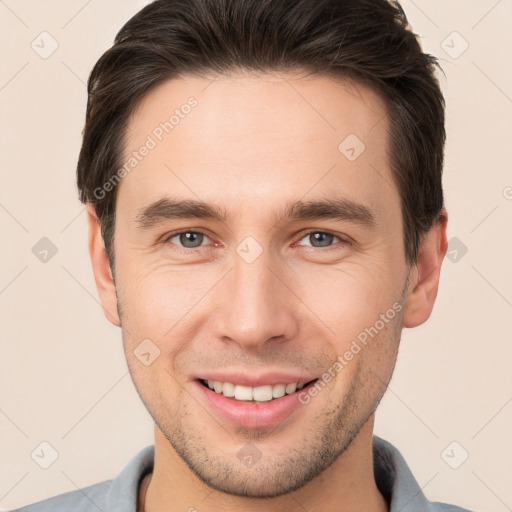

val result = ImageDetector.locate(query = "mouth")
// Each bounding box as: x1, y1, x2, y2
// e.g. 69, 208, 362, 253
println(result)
198, 378, 319, 402
193, 374, 321, 428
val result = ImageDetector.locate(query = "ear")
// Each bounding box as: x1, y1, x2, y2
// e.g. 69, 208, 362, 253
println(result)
86, 205, 121, 327
402, 209, 448, 328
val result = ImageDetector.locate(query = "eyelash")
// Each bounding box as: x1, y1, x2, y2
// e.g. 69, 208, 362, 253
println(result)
162, 229, 350, 251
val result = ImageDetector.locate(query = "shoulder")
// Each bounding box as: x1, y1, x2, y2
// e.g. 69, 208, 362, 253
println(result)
8, 444, 154, 512
430, 503, 476, 512
372, 436, 477, 512
7, 480, 111, 512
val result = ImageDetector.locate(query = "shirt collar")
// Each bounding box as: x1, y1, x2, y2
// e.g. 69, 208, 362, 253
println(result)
373, 435, 439, 511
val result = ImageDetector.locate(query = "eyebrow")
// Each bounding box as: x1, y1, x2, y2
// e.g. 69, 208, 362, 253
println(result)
134, 196, 376, 230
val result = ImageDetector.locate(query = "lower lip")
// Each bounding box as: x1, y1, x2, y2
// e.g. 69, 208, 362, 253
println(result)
193, 380, 317, 429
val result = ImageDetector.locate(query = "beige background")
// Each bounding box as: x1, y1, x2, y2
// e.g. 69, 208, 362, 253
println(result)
1, 0, 511, 510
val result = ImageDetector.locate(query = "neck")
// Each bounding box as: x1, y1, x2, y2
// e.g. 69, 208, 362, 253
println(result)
141, 417, 388, 512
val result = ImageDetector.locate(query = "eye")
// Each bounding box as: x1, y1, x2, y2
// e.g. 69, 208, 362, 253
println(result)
162, 229, 348, 251
164, 230, 211, 249
295, 231, 346, 249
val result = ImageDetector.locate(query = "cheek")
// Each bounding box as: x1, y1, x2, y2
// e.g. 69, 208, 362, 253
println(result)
303, 264, 404, 389
325, 307, 402, 401
117, 263, 220, 343
299, 261, 403, 342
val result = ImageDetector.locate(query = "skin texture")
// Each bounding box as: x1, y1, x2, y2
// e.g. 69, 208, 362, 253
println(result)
87, 71, 448, 512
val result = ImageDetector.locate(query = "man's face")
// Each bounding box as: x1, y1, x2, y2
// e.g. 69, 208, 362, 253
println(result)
110, 72, 410, 496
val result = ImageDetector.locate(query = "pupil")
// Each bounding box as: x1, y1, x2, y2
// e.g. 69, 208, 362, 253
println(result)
181, 232, 202, 248
312, 232, 332, 247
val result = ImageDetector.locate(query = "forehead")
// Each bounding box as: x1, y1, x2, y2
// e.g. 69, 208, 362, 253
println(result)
118, 71, 397, 222
126, 70, 389, 150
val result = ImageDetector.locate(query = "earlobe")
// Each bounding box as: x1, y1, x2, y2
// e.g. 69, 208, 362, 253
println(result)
86, 205, 121, 327
402, 209, 448, 328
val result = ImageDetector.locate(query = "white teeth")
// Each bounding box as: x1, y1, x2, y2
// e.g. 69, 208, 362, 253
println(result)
234, 384, 253, 401
222, 382, 235, 397
272, 384, 286, 398
252, 385, 273, 402
203, 379, 311, 402
285, 383, 297, 394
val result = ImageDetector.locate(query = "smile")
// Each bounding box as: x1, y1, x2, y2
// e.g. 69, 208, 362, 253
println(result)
200, 378, 318, 402
194, 375, 321, 427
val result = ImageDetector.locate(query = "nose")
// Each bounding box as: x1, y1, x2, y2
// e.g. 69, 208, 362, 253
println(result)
212, 245, 299, 350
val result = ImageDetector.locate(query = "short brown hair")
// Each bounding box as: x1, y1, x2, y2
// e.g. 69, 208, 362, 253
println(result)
77, 0, 446, 267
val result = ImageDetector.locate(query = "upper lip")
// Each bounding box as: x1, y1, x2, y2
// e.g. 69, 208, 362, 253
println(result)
194, 371, 318, 388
